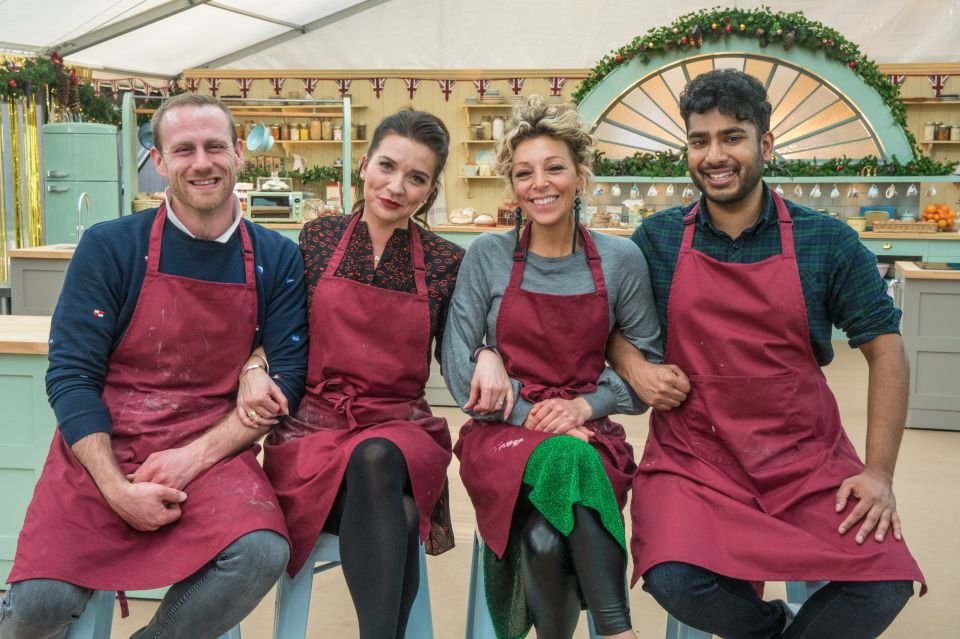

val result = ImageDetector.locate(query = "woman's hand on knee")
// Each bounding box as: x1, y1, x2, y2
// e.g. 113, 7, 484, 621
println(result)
465, 348, 515, 417
524, 397, 592, 436
237, 367, 287, 428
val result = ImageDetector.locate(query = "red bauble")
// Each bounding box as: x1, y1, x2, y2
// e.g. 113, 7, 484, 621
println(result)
681, 36, 688, 44
725, 25, 732, 33
7, 79, 15, 88
848, 60, 857, 68
615, 54, 623, 62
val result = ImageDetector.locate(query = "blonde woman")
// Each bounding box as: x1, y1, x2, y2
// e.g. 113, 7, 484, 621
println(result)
442, 96, 662, 639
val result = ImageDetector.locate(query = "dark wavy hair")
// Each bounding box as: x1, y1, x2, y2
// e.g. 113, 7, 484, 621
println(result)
355, 109, 450, 226
679, 69, 772, 135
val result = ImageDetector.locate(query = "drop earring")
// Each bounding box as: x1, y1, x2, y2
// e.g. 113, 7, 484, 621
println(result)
572, 195, 581, 253
513, 206, 523, 255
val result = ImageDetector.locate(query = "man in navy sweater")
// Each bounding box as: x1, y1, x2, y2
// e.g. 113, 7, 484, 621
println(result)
1, 93, 307, 639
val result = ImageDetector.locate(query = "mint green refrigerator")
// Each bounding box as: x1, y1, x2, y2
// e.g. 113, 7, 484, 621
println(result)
42, 123, 121, 245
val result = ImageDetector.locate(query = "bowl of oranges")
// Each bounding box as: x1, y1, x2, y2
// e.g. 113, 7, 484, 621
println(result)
922, 204, 957, 231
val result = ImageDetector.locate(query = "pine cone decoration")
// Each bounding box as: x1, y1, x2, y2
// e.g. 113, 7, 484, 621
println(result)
67, 81, 80, 111
691, 25, 703, 48
783, 30, 797, 50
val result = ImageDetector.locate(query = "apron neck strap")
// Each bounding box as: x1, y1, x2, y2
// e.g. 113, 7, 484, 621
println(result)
681, 190, 795, 258
508, 222, 605, 292
146, 204, 255, 285
326, 213, 428, 297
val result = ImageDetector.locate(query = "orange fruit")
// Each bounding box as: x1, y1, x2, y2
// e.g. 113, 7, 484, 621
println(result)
926, 204, 937, 214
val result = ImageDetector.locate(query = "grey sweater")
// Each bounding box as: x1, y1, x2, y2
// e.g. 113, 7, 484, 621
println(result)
441, 229, 663, 425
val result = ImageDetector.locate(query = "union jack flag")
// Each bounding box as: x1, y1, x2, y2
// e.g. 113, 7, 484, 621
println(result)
158, 84, 170, 97
403, 78, 420, 99
928, 74, 950, 98
547, 77, 566, 97
205, 77, 220, 97
473, 79, 491, 98
508, 78, 525, 95
335, 79, 352, 98
186, 78, 199, 93
300, 78, 318, 96
887, 74, 907, 87
235, 78, 255, 98
369, 78, 386, 98
269, 78, 286, 96
437, 79, 455, 101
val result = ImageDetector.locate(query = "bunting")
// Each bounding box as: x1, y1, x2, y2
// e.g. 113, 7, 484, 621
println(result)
547, 77, 566, 97
369, 78, 386, 98
335, 79, 352, 98
300, 78, 319, 96
269, 78, 286, 96
437, 79, 455, 102
508, 78, 525, 96
235, 78, 254, 98
928, 74, 950, 98
205, 77, 220, 97
186, 78, 199, 93
403, 78, 420, 99
473, 79, 491, 98
887, 74, 907, 87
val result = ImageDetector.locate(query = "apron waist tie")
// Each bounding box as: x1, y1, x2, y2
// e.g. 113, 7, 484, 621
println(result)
521, 382, 598, 403
117, 591, 130, 618
308, 377, 361, 429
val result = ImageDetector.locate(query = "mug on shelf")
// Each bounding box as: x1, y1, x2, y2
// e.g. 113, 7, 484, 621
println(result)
478, 162, 493, 177
462, 163, 478, 177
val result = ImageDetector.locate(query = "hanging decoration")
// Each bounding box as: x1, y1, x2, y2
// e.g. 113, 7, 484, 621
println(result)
300, 78, 318, 96
269, 78, 285, 95
403, 78, 420, 99
927, 74, 950, 98
335, 79, 352, 98
888, 74, 906, 88
369, 78, 386, 98
205, 77, 220, 97
473, 80, 490, 98
0, 105, 7, 282
235, 78, 254, 98
186, 78, 199, 93
23, 99, 42, 246
546, 77, 566, 96
508, 78, 525, 95
437, 79, 455, 102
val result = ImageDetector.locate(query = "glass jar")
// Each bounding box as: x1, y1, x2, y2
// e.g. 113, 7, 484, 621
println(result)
951, 124, 960, 142
280, 123, 290, 141
935, 122, 950, 141
356, 123, 367, 140
923, 121, 936, 142
270, 124, 281, 140
299, 125, 310, 140
333, 120, 343, 141
309, 119, 322, 140
492, 115, 505, 140
321, 119, 334, 141
480, 115, 493, 141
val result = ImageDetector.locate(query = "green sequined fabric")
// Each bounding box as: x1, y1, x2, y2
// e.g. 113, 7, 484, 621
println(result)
483, 436, 626, 639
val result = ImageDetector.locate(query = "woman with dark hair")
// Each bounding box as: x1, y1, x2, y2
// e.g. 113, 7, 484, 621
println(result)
442, 96, 664, 639
238, 110, 463, 639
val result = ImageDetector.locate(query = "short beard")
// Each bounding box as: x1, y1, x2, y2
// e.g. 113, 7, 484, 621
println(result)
690, 154, 765, 206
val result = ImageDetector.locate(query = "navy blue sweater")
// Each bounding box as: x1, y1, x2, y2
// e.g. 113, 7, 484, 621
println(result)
46, 209, 308, 446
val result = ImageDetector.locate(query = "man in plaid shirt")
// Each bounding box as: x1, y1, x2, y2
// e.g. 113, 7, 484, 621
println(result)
609, 69, 922, 638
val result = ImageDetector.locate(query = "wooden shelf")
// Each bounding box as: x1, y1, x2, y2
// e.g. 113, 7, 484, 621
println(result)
462, 103, 515, 108
592, 176, 960, 183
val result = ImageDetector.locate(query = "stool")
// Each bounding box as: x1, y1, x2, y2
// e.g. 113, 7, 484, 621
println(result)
466, 531, 602, 639
273, 532, 434, 639
65, 590, 241, 639
664, 581, 827, 638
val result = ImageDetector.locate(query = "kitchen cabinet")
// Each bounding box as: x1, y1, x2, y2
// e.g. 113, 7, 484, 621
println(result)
894, 261, 960, 431
42, 123, 121, 244
8, 245, 74, 315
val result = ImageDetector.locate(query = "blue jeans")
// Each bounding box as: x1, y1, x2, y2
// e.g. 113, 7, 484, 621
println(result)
643, 561, 913, 639
0, 529, 288, 639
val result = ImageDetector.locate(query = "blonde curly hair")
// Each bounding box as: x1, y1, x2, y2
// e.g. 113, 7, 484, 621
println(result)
495, 95, 594, 195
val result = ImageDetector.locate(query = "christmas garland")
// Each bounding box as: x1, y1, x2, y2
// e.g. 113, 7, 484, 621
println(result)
1, 53, 79, 108
592, 150, 958, 178
573, 6, 921, 154
238, 165, 362, 188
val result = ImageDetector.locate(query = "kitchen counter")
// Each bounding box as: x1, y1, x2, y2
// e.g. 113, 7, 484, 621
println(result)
0, 315, 52, 354
8, 244, 76, 259
894, 261, 960, 431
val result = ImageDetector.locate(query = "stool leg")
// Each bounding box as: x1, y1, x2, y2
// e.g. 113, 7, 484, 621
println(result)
665, 614, 712, 639
219, 626, 242, 639
273, 561, 317, 639
785, 580, 827, 605
404, 544, 434, 639
65, 590, 114, 639
465, 532, 497, 639
586, 611, 601, 639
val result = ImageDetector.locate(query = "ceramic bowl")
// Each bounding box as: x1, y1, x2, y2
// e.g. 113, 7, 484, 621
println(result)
845, 217, 867, 232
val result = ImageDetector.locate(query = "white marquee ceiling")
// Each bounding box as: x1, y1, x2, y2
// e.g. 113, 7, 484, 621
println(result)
0, 0, 957, 77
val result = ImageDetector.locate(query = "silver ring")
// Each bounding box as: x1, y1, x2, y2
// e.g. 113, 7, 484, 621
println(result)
247, 410, 258, 420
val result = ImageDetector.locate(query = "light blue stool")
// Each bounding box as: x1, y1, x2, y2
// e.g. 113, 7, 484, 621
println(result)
65, 589, 241, 639
466, 531, 602, 639
273, 532, 434, 639
664, 581, 827, 638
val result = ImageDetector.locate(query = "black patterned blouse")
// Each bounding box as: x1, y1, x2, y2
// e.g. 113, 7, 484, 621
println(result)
299, 212, 465, 362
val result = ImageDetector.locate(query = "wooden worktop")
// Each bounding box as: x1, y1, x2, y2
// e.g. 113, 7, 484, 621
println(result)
861, 231, 960, 240
8, 245, 76, 259
0, 315, 52, 354
896, 260, 960, 280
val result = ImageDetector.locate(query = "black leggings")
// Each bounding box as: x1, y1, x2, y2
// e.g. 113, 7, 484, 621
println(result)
514, 485, 632, 637
323, 438, 420, 639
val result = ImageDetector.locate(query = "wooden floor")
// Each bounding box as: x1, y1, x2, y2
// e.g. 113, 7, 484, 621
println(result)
60, 344, 960, 637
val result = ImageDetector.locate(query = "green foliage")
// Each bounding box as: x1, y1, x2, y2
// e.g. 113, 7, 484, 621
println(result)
238, 164, 363, 188
77, 84, 121, 126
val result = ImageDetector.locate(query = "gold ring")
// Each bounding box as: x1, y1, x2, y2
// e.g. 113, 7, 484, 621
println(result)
247, 410, 257, 420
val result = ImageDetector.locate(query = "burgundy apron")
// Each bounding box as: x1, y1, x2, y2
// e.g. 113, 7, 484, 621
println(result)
630, 193, 925, 593
264, 214, 451, 575
455, 223, 636, 557
9, 205, 288, 591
